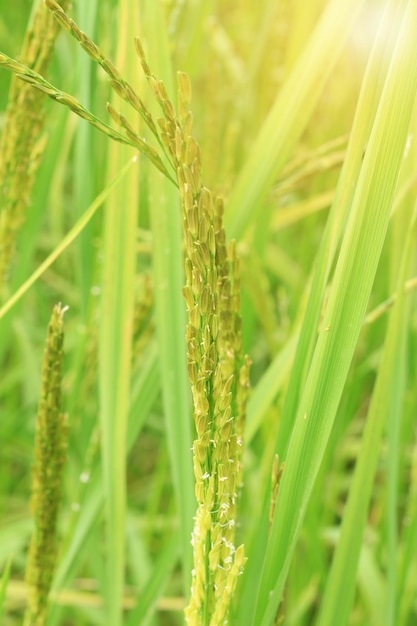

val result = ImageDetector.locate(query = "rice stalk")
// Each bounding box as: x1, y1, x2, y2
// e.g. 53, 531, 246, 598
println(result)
134, 34, 252, 626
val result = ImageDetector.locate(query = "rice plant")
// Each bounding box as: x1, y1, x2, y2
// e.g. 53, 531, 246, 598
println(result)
1, 1, 417, 625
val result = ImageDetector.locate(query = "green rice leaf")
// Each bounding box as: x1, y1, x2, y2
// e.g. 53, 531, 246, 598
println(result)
250, 2, 417, 623
315, 204, 416, 626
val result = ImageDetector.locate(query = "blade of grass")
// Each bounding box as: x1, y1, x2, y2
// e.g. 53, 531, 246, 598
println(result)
250, 1, 417, 623
383, 124, 417, 626
315, 207, 416, 626
0, 556, 12, 620
357, 544, 387, 626
142, 0, 194, 595
148, 162, 194, 599
98, 2, 140, 623
397, 435, 417, 623
73, 0, 99, 316
275, 0, 407, 478
236, 2, 404, 619
385, 276, 410, 625
125, 533, 180, 626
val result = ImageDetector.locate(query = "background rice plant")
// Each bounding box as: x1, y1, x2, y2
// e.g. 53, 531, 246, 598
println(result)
1, 0, 417, 625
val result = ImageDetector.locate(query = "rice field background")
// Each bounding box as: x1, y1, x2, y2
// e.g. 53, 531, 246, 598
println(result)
1, 0, 417, 625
